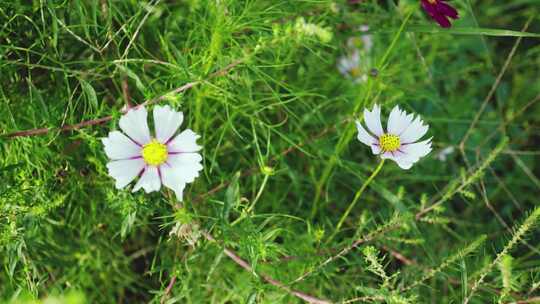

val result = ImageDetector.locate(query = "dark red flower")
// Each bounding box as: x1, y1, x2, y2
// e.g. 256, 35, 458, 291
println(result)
421, 0, 459, 28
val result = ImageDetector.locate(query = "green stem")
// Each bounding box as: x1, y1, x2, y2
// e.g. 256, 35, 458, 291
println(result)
246, 173, 270, 214
328, 159, 386, 242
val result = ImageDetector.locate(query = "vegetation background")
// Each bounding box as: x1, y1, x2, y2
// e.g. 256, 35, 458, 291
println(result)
1, 0, 540, 303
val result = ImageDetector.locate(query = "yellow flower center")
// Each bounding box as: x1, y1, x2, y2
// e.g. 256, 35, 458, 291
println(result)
350, 67, 361, 77
379, 134, 401, 152
141, 140, 168, 166
428, 0, 437, 3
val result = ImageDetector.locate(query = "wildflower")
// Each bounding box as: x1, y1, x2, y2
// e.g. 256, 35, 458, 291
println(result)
355, 104, 432, 169
421, 0, 459, 28
338, 51, 367, 83
337, 27, 373, 83
102, 105, 202, 200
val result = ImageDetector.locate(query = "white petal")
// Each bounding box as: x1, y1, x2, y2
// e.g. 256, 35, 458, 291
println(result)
380, 150, 414, 170
133, 166, 161, 193
166, 153, 203, 183
395, 159, 413, 170
167, 129, 202, 153
355, 121, 376, 146
106, 158, 145, 189
400, 116, 429, 144
370, 143, 381, 155
119, 106, 151, 145
102, 131, 142, 160
400, 138, 432, 164
387, 106, 412, 135
380, 151, 400, 162
363, 104, 384, 136
160, 164, 187, 201
337, 57, 350, 75
153, 105, 184, 143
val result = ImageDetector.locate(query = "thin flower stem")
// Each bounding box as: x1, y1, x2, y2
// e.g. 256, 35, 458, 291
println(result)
246, 172, 270, 214
328, 158, 385, 242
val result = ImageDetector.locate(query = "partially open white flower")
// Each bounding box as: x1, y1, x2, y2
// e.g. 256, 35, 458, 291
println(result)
337, 50, 368, 83
337, 28, 373, 83
102, 105, 203, 200
355, 104, 432, 169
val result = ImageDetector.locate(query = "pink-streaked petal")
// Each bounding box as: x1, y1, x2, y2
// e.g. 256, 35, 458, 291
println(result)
355, 121, 377, 147
102, 131, 142, 160
370, 143, 381, 155
387, 106, 411, 135
106, 158, 145, 189
132, 166, 161, 193
119, 106, 151, 145
399, 115, 429, 144
166, 153, 203, 184
379, 149, 416, 170
400, 138, 433, 164
363, 104, 384, 136
153, 105, 184, 143
380, 151, 398, 161
167, 129, 202, 153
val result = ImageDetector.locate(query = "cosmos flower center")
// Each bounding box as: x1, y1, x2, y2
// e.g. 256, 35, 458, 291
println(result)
350, 67, 361, 77
427, 0, 437, 3
379, 134, 401, 152
142, 139, 168, 166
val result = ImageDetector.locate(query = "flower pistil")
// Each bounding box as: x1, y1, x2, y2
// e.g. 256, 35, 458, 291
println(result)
142, 140, 168, 166
379, 134, 400, 152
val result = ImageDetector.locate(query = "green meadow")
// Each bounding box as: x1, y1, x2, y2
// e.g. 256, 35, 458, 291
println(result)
1, 1, 540, 303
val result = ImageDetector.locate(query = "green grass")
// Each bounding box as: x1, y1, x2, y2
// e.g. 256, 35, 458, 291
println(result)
1, 0, 540, 303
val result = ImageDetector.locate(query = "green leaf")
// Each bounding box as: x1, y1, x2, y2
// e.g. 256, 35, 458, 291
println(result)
80, 79, 98, 108
117, 65, 146, 93
222, 171, 241, 223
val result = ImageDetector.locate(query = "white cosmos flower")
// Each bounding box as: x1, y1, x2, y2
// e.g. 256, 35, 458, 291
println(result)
337, 50, 368, 83
337, 27, 373, 83
355, 104, 432, 170
102, 105, 203, 200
